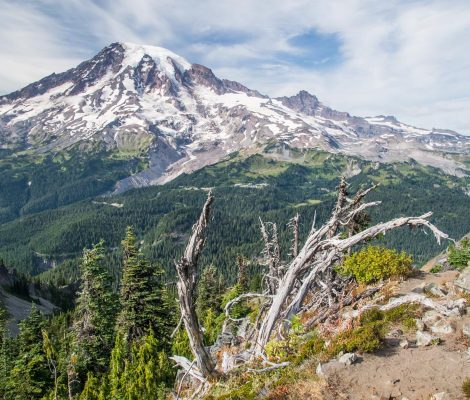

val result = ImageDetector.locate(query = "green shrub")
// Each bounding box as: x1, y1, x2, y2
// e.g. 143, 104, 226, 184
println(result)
463, 377, 470, 399
337, 245, 413, 284
328, 322, 385, 355
448, 239, 470, 270
430, 264, 443, 273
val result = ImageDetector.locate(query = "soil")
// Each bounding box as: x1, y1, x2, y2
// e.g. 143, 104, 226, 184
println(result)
322, 269, 470, 400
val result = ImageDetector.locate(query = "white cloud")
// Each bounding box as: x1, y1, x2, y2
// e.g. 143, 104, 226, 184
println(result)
1, 0, 470, 133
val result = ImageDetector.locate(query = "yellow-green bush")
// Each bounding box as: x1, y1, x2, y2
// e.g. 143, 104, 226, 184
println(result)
337, 245, 412, 284
463, 377, 470, 399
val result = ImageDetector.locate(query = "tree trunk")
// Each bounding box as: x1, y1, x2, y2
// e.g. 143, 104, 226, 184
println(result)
174, 192, 218, 379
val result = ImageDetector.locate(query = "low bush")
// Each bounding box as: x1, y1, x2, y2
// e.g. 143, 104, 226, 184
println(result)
430, 264, 443, 273
448, 239, 470, 270
337, 245, 413, 284
462, 377, 470, 399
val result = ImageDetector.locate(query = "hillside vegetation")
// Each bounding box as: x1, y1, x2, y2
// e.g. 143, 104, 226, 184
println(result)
0, 146, 469, 281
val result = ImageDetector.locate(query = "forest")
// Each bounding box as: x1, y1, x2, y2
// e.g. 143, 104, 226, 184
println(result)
0, 147, 469, 284
1, 173, 468, 399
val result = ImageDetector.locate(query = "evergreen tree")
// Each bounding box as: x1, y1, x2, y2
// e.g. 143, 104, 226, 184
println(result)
8, 304, 51, 399
72, 241, 117, 378
116, 227, 173, 344
79, 372, 101, 400
106, 333, 127, 399
0, 303, 14, 398
196, 264, 225, 319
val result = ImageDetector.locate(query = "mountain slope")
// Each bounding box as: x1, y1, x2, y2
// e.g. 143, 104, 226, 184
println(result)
0, 147, 468, 278
1, 42, 469, 195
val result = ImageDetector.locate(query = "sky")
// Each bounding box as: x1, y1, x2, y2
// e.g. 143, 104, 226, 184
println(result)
1, 0, 470, 134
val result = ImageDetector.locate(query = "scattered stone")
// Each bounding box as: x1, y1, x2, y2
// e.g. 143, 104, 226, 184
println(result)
447, 298, 467, 315
316, 359, 338, 376
455, 268, 470, 292
430, 319, 454, 335
338, 352, 358, 365
416, 330, 437, 346
388, 328, 403, 338
422, 310, 441, 327
412, 283, 426, 294
416, 318, 425, 331
424, 283, 447, 297
399, 339, 409, 349
463, 323, 470, 338
430, 392, 448, 400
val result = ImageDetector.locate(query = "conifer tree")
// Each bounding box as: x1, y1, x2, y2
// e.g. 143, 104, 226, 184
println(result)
79, 372, 101, 400
0, 303, 14, 398
106, 333, 127, 399
8, 304, 51, 399
72, 241, 117, 379
196, 264, 225, 319
116, 227, 173, 345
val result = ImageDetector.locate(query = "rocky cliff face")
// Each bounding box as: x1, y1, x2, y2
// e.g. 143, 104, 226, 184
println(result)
1, 42, 469, 192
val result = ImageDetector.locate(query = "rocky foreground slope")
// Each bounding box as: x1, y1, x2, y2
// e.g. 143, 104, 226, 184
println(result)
317, 268, 470, 400
1, 42, 469, 193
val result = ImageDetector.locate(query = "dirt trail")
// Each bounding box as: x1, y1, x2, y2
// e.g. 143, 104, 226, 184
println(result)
324, 269, 470, 399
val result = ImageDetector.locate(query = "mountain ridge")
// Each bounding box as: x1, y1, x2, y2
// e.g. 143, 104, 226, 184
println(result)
0, 42, 469, 194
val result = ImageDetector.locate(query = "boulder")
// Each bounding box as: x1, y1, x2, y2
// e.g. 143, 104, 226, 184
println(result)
422, 310, 441, 327
455, 268, 470, 292
430, 319, 454, 335
446, 298, 466, 315
463, 323, 470, 338
430, 392, 448, 400
338, 352, 358, 365
416, 318, 425, 331
416, 330, 437, 346
424, 283, 447, 298
399, 339, 409, 349
316, 359, 339, 376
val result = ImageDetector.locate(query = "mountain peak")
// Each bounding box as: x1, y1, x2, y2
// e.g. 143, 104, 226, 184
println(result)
0, 42, 469, 188
118, 42, 192, 71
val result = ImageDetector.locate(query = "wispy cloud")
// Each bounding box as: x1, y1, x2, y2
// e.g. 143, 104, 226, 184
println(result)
1, 0, 470, 133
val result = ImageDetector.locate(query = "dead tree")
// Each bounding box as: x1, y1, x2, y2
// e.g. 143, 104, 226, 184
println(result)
172, 179, 449, 386
171, 192, 218, 380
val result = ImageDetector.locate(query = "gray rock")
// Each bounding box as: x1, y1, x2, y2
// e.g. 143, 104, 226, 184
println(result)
430, 392, 448, 400
388, 328, 404, 338
447, 298, 467, 315
430, 319, 454, 335
316, 360, 339, 376
424, 283, 447, 297
416, 318, 425, 331
455, 268, 470, 292
416, 330, 437, 346
399, 339, 409, 349
422, 310, 441, 327
463, 323, 470, 337
338, 352, 358, 365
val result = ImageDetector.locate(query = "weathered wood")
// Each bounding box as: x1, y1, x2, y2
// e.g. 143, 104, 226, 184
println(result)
174, 192, 217, 379
172, 179, 450, 389
253, 186, 449, 356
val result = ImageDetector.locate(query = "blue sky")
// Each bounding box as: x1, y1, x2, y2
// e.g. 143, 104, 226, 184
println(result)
1, 0, 470, 134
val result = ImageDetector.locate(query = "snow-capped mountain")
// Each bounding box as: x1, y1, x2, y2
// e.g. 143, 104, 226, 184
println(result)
1, 42, 469, 192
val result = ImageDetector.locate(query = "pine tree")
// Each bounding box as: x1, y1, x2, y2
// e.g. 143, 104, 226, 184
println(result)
72, 241, 117, 379
0, 303, 14, 398
8, 304, 51, 399
123, 331, 174, 400
116, 227, 173, 345
196, 264, 225, 319
79, 372, 101, 400
106, 333, 128, 399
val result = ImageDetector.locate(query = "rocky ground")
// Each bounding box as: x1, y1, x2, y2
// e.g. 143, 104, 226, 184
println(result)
318, 268, 470, 399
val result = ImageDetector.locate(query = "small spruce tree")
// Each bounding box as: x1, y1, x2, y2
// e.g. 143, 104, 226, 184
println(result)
71, 241, 117, 379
